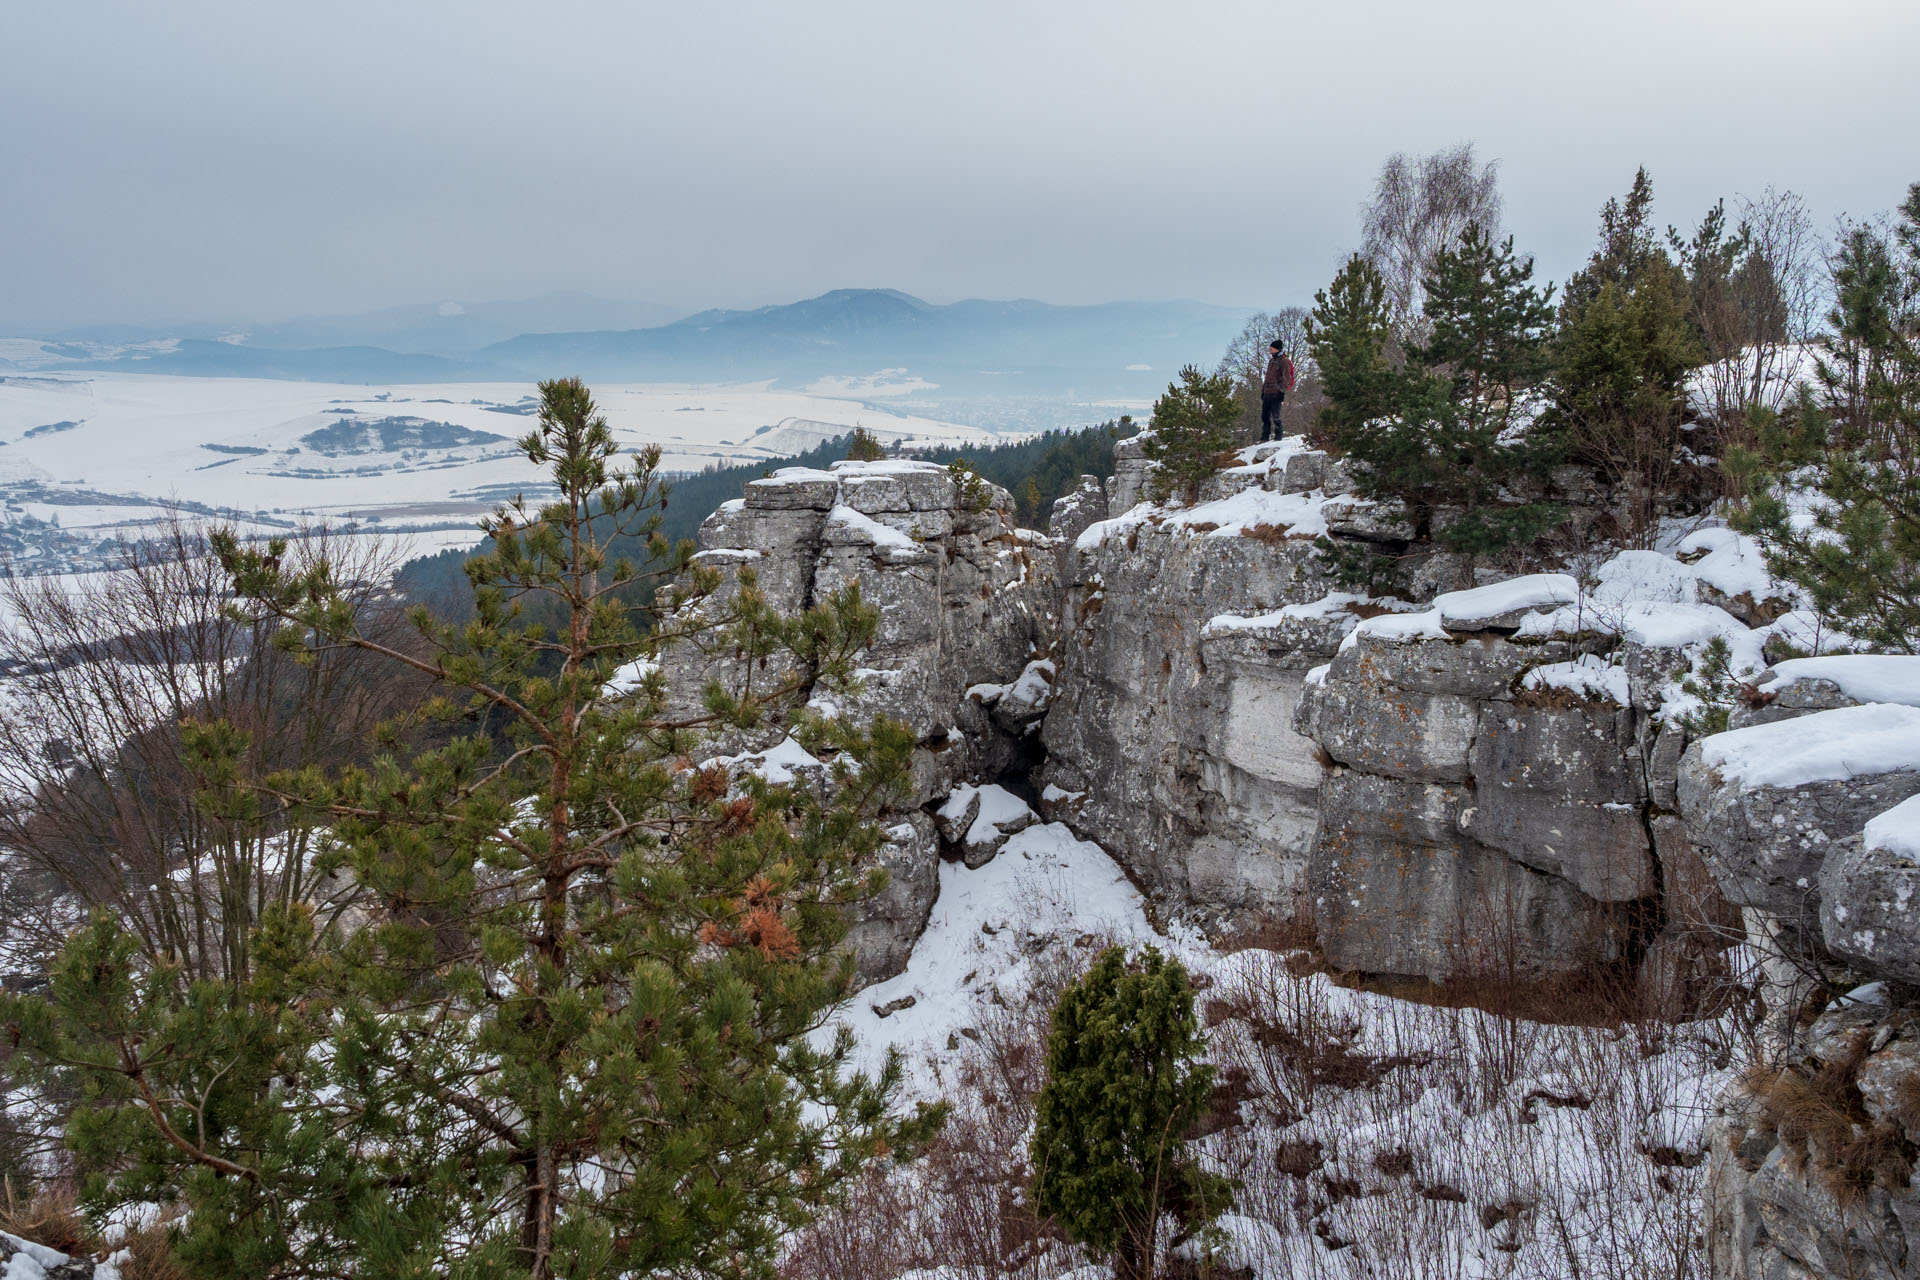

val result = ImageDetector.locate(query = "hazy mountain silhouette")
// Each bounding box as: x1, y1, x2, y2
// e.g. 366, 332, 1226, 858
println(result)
481, 289, 1245, 396
41, 289, 1248, 397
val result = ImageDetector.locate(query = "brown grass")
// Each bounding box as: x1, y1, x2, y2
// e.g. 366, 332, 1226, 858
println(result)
1746, 1051, 1918, 1202
0, 1182, 91, 1257
119, 1223, 189, 1280
1240, 522, 1293, 545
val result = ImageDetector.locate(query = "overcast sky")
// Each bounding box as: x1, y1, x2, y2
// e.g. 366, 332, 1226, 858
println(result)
4, 0, 1916, 333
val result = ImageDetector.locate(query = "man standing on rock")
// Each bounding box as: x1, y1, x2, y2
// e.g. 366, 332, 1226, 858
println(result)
1261, 338, 1296, 444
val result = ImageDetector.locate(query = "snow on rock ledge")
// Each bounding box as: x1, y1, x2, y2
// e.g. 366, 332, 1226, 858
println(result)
1680, 704, 1920, 925
934, 783, 1038, 868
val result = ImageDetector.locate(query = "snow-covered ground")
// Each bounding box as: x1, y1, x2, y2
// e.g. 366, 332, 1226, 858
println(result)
806, 796, 1737, 1280
0, 373, 1017, 569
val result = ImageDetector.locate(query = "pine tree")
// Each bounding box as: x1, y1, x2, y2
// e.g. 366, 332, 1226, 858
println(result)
1030, 946, 1230, 1280
1547, 169, 1705, 547
1735, 183, 1920, 651
845, 425, 887, 461
1306, 229, 1562, 563
1142, 365, 1242, 503
3, 378, 943, 1279
1304, 255, 1397, 449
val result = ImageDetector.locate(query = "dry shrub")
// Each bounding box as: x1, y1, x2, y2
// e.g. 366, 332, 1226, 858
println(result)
0, 1181, 91, 1256
119, 1222, 189, 1280
1213, 916, 1317, 957
782, 941, 1107, 1280
1240, 522, 1293, 545
1748, 1057, 1917, 1201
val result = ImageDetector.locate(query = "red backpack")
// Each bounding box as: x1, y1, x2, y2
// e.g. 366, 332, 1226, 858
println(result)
1281, 355, 1297, 393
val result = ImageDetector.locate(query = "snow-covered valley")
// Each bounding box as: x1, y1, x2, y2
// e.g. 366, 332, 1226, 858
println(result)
0, 373, 1019, 574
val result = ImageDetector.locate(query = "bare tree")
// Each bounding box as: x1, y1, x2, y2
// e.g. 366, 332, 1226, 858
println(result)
1684, 187, 1824, 430
1360, 143, 1504, 340
0, 519, 431, 990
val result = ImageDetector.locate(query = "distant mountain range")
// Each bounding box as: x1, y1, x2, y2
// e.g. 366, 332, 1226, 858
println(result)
44, 292, 688, 358
480, 289, 1246, 397
3, 288, 1252, 408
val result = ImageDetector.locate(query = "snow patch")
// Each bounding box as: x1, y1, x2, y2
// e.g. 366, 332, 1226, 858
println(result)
827, 503, 923, 555
734, 735, 824, 785
1866, 794, 1920, 859
1431, 573, 1579, 627
1700, 703, 1920, 790
603, 657, 658, 696
1521, 653, 1632, 705
1758, 655, 1920, 709
833, 822, 1172, 1091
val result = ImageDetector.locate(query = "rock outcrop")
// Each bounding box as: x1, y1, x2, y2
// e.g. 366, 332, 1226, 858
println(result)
1677, 663, 1920, 1280
1038, 441, 1345, 930
0, 1231, 95, 1279
653, 458, 1058, 985
647, 435, 1920, 1279
1290, 585, 1744, 988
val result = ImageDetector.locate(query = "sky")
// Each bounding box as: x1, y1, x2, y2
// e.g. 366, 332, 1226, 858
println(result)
3, 0, 1917, 334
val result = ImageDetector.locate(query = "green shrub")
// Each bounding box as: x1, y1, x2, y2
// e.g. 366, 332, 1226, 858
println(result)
1030, 946, 1231, 1280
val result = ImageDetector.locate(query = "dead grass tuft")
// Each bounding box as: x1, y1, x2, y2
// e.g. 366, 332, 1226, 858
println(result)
119, 1222, 189, 1280
0, 1182, 91, 1257
1240, 522, 1293, 545
1747, 1052, 1918, 1202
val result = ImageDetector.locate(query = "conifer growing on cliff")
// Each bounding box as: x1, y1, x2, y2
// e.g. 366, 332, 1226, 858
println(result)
1735, 182, 1920, 652
1, 378, 942, 1279
1143, 364, 1242, 503
1307, 227, 1562, 560
1030, 946, 1230, 1280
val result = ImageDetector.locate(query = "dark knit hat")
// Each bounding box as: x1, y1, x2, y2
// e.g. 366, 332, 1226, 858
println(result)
1269, 339, 1284, 352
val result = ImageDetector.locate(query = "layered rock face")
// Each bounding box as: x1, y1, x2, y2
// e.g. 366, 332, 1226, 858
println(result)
1297, 628, 1645, 982
1290, 588, 1753, 989
1045, 444, 1749, 993
1038, 442, 1345, 930
654, 459, 1058, 983
1677, 667, 1920, 1280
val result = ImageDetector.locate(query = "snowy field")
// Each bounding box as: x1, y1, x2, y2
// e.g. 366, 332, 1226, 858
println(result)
0, 373, 1016, 570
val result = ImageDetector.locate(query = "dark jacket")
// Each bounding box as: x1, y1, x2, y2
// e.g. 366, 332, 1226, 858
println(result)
1262, 352, 1296, 395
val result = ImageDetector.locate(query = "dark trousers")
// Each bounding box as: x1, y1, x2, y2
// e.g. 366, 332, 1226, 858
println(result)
1260, 392, 1285, 441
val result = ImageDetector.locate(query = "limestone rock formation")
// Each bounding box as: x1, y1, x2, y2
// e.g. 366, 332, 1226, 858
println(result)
1677, 665, 1920, 1280
1039, 441, 1344, 930
1295, 624, 1669, 983
0, 1232, 95, 1279
653, 458, 1058, 985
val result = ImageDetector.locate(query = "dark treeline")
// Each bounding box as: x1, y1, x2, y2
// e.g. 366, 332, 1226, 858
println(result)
898, 419, 1136, 526
392, 435, 856, 625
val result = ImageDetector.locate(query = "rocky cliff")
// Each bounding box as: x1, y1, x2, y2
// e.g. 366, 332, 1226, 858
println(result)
1038, 439, 1343, 931
1676, 670, 1920, 1280
653, 458, 1057, 982
653, 441, 1920, 1279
